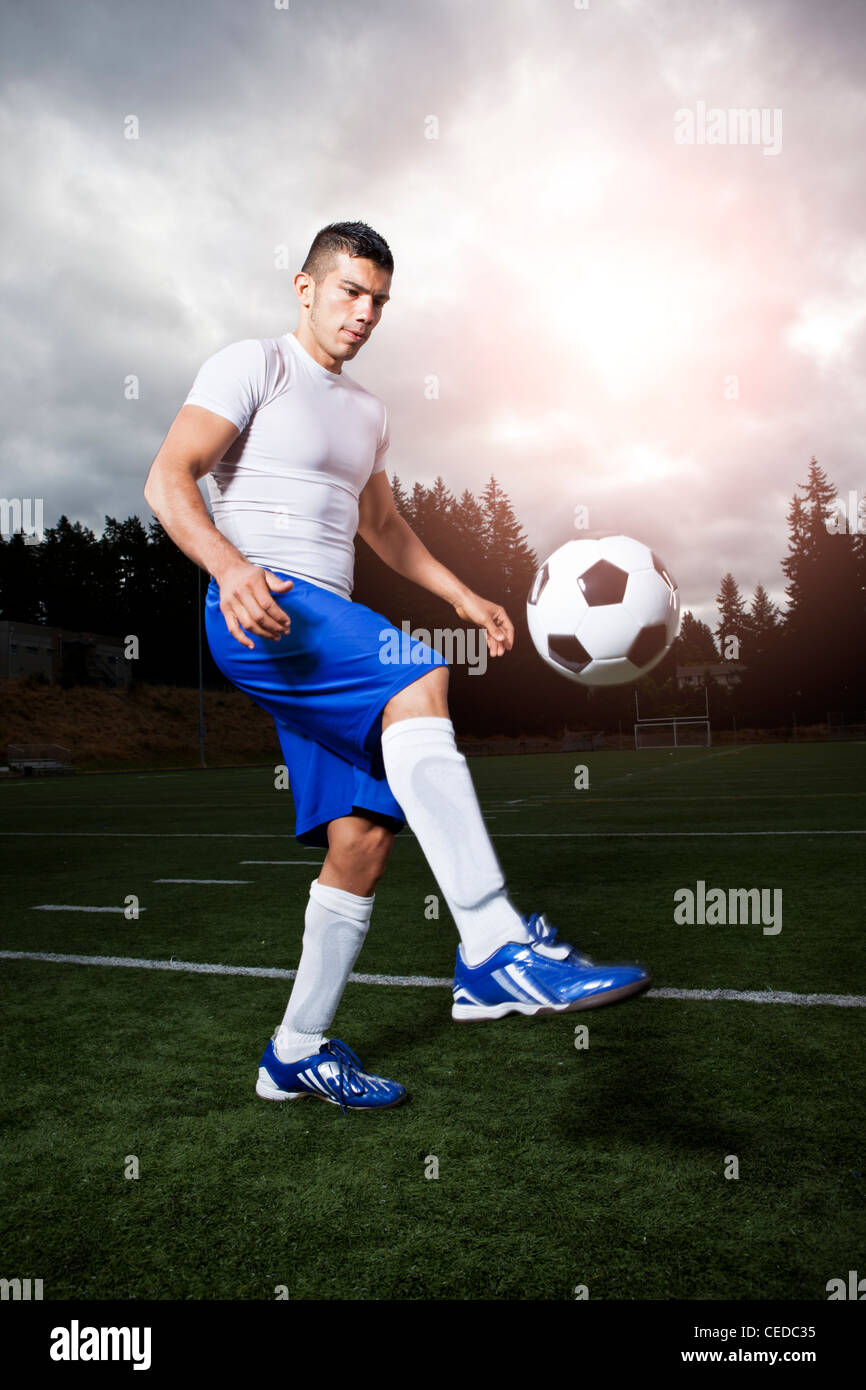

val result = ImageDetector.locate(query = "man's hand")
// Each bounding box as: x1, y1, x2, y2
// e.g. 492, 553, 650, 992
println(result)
214, 561, 294, 649
453, 591, 515, 657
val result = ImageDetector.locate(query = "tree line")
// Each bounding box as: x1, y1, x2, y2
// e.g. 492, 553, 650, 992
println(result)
671, 459, 865, 726
1, 458, 862, 732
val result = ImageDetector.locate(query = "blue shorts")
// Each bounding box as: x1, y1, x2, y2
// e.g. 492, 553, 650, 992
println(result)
204, 569, 449, 847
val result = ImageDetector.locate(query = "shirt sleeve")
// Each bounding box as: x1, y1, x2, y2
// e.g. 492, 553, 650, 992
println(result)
371, 404, 390, 473
183, 339, 267, 434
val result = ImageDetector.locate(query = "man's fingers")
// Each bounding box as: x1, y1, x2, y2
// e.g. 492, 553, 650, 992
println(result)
494, 611, 514, 647
215, 565, 292, 646
223, 593, 275, 644
254, 588, 292, 634
226, 582, 290, 640
263, 570, 294, 593
245, 595, 288, 638
254, 574, 292, 633
222, 590, 291, 643
485, 610, 513, 655
223, 608, 254, 650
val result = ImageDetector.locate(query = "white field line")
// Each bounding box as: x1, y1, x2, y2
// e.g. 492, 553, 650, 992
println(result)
0, 832, 312, 838
31, 906, 146, 913
0, 951, 863, 1007
239, 860, 324, 866
486, 830, 866, 838
486, 792, 866, 805
153, 878, 251, 884
600, 745, 751, 788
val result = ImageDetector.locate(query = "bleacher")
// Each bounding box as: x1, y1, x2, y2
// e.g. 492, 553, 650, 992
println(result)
7, 744, 73, 776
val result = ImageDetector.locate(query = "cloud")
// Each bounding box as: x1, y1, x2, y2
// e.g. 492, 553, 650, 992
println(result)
1, 0, 865, 629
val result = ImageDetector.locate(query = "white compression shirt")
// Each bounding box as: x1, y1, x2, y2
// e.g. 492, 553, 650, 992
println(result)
183, 330, 390, 599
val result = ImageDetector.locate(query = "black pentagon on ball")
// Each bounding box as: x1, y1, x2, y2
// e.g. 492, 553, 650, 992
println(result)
548, 633, 592, 672
578, 559, 628, 606
652, 552, 677, 594
527, 562, 549, 606
628, 623, 669, 668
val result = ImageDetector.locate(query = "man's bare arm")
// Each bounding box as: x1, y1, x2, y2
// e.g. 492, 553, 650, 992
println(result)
357, 470, 514, 656
144, 404, 292, 648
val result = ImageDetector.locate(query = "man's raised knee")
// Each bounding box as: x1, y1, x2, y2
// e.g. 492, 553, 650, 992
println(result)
382, 665, 449, 730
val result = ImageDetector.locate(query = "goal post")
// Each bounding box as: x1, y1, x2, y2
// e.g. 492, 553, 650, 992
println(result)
632, 686, 711, 749
633, 718, 711, 749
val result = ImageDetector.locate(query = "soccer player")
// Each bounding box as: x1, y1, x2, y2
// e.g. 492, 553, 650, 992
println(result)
144, 221, 650, 1112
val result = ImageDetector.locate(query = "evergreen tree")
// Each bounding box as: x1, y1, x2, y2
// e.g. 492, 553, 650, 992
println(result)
782, 458, 842, 629
748, 584, 780, 657
675, 610, 718, 665
143, 518, 203, 685
0, 532, 43, 623
390, 474, 410, 518
803, 456, 838, 533
98, 515, 152, 637
429, 476, 456, 518
480, 475, 536, 596
781, 492, 810, 620
451, 487, 490, 597
715, 573, 749, 659
421, 477, 460, 579
454, 488, 486, 551
36, 517, 101, 630
854, 523, 866, 610
780, 459, 863, 714
406, 481, 428, 531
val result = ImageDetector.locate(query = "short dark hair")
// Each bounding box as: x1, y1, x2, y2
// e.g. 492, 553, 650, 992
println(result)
301, 221, 394, 284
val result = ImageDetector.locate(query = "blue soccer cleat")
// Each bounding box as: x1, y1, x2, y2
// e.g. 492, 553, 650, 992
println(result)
452, 911, 651, 1021
256, 1036, 407, 1111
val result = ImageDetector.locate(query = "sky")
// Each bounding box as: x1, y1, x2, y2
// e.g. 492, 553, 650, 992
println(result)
1, 0, 865, 629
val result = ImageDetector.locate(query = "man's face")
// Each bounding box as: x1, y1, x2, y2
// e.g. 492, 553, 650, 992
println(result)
299, 252, 391, 368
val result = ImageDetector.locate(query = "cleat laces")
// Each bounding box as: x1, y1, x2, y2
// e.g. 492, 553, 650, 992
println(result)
322, 1038, 371, 1114
524, 912, 592, 966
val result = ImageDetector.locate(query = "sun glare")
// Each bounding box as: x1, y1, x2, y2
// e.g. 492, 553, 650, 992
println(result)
551, 254, 700, 396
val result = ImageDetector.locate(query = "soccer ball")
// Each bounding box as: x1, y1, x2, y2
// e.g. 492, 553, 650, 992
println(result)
526, 535, 680, 686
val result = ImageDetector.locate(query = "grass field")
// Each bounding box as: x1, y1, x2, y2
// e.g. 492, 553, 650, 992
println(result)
0, 742, 864, 1301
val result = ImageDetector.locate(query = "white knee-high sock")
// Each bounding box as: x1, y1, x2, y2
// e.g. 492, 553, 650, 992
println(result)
274, 878, 374, 1063
380, 715, 530, 966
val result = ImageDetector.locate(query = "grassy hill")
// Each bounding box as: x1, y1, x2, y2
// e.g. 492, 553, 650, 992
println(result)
0, 677, 281, 770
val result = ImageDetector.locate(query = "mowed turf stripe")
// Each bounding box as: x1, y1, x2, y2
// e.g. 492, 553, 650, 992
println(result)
0, 829, 864, 838
0, 950, 864, 1007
